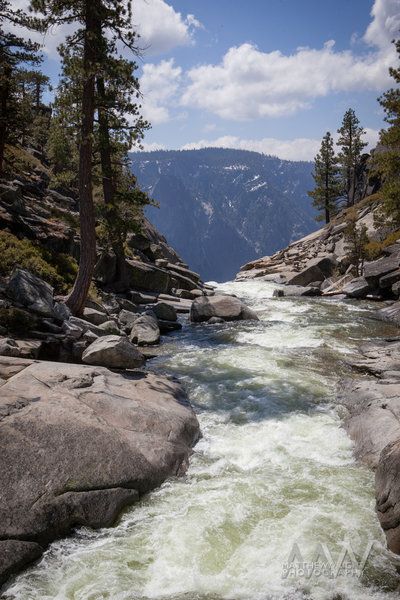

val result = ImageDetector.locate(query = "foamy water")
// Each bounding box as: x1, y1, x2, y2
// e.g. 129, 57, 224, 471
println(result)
4, 280, 400, 600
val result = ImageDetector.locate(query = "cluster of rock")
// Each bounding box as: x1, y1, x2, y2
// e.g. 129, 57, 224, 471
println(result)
339, 339, 400, 554
0, 268, 186, 363
237, 198, 400, 308
0, 267, 259, 368
0, 356, 200, 586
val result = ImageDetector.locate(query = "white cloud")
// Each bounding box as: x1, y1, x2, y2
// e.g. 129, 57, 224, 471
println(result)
363, 127, 381, 148
181, 136, 321, 161
181, 40, 395, 121
364, 0, 400, 49
180, 128, 382, 162
140, 59, 182, 124
4, 0, 201, 59
181, 0, 398, 121
134, 0, 201, 56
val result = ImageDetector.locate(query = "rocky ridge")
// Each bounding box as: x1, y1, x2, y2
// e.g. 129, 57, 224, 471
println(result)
237, 196, 400, 305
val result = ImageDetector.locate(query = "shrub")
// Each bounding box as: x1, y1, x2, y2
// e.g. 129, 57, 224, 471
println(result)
0, 230, 78, 293
0, 307, 38, 334
365, 230, 400, 260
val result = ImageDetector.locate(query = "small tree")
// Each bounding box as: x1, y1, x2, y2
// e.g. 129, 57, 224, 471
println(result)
96, 169, 158, 278
343, 217, 369, 276
374, 38, 400, 226
0, 0, 41, 175
308, 131, 341, 224
337, 108, 367, 207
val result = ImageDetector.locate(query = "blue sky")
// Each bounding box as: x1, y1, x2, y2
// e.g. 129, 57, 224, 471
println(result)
10, 0, 400, 160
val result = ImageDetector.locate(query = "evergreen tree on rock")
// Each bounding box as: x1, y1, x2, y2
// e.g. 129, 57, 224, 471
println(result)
58, 39, 151, 283
30, 0, 146, 315
308, 131, 341, 224
337, 108, 367, 208
374, 38, 400, 226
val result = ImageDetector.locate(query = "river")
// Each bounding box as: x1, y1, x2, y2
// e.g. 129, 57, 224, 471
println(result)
4, 280, 400, 600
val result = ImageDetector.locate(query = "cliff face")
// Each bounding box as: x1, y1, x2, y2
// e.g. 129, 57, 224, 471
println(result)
129, 148, 317, 281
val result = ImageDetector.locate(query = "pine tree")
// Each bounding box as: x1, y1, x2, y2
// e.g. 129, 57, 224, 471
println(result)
0, 0, 41, 175
30, 0, 148, 315
374, 38, 400, 226
343, 217, 369, 276
337, 108, 367, 207
308, 132, 341, 224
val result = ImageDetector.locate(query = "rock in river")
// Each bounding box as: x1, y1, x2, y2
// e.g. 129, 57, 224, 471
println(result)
190, 294, 259, 323
0, 357, 200, 585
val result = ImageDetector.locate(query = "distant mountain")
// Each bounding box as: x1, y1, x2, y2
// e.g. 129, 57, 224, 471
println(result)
129, 148, 317, 282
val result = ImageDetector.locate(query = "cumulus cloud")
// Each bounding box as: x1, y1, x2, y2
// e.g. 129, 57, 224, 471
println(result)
364, 0, 400, 49
4, 0, 201, 59
180, 128, 381, 162
358, 127, 381, 149
181, 39, 395, 120
181, 136, 321, 161
133, 0, 201, 56
140, 59, 182, 124
180, 0, 398, 121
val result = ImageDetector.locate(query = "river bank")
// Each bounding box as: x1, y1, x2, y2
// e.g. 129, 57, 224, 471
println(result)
3, 279, 400, 600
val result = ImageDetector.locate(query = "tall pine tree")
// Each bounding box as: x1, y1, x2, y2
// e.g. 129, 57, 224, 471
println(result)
374, 38, 400, 226
30, 0, 147, 314
337, 108, 367, 208
0, 0, 41, 175
308, 131, 341, 224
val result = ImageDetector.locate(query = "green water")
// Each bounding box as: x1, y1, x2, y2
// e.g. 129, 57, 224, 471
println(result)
3, 280, 400, 600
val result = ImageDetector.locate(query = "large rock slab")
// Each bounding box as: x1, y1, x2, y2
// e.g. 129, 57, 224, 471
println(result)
83, 307, 109, 326
364, 253, 400, 284
338, 339, 400, 554
342, 276, 372, 298
153, 301, 177, 322
0, 357, 200, 585
286, 256, 337, 287
82, 335, 145, 369
376, 439, 400, 554
125, 259, 171, 294
190, 294, 259, 323
339, 340, 400, 468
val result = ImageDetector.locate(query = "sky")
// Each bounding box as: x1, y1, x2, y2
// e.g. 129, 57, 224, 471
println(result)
8, 0, 400, 161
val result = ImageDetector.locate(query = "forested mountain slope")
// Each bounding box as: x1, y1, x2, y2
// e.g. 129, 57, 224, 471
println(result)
129, 148, 317, 281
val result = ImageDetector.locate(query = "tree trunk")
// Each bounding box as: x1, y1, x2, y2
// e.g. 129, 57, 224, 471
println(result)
96, 75, 128, 285
65, 1, 99, 315
324, 171, 330, 224
0, 63, 11, 177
